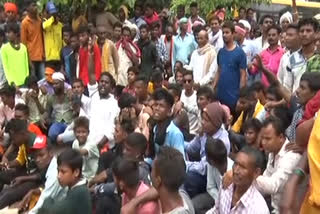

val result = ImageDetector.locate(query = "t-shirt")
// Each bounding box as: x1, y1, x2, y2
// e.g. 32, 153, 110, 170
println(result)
79, 44, 101, 86
163, 190, 195, 214
217, 46, 247, 109
72, 137, 99, 180
180, 90, 199, 135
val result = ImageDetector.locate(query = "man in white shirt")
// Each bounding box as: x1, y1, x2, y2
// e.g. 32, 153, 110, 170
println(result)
189, 30, 217, 86
254, 15, 274, 53
258, 116, 301, 213
208, 16, 224, 53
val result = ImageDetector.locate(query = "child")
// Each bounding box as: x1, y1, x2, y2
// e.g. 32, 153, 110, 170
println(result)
112, 157, 159, 214
60, 25, 73, 83
72, 116, 99, 181
123, 66, 138, 96
39, 149, 92, 214
243, 118, 262, 150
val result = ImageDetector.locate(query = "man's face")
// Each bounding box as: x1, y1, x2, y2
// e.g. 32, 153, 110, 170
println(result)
134, 6, 142, 17
114, 123, 127, 144
119, 8, 126, 21
236, 97, 250, 112
75, 126, 89, 145
222, 28, 233, 43
267, 28, 280, 46
262, 18, 273, 33
35, 148, 52, 170
153, 99, 171, 122
127, 71, 136, 84
114, 27, 122, 40
53, 80, 64, 94
7, 31, 16, 43
232, 152, 258, 188
97, 26, 107, 43
261, 124, 283, 153
151, 27, 159, 39
175, 72, 184, 86
299, 24, 316, 46
6, 11, 16, 22
190, 6, 197, 16
210, 19, 220, 34
296, 80, 316, 105
70, 36, 79, 50
63, 32, 71, 45
79, 32, 89, 46
244, 128, 258, 145
134, 81, 147, 100
58, 164, 79, 187
177, 7, 185, 18
239, 9, 246, 19
183, 74, 193, 91
281, 19, 290, 31
28, 3, 38, 15
145, 7, 153, 17
166, 26, 173, 39
197, 31, 207, 47
14, 110, 27, 120
180, 22, 188, 32
197, 95, 210, 111
72, 82, 84, 96
10, 131, 28, 147
285, 28, 299, 50
122, 29, 131, 41
98, 75, 112, 97
247, 10, 254, 20
140, 28, 149, 40
123, 141, 140, 159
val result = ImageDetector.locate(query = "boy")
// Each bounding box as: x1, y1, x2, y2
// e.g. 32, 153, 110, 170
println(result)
60, 25, 73, 83
39, 149, 92, 214
112, 157, 159, 214
243, 118, 262, 149
72, 116, 99, 181
123, 66, 138, 96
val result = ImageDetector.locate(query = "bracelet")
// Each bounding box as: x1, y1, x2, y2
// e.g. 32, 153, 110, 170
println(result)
293, 168, 306, 178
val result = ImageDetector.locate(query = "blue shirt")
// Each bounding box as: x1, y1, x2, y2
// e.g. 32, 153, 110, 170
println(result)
61, 46, 73, 82
217, 45, 247, 108
172, 33, 197, 67
185, 128, 230, 176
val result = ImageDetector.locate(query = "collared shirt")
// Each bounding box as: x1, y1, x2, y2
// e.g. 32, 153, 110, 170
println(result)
129, 16, 146, 28
256, 139, 301, 213
0, 96, 24, 125
42, 17, 63, 61
37, 79, 71, 95
208, 30, 224, 53
206, 183, 270, 214
206, 158, 234, 201
22, 89, 47, 123
277, 50, 293, 91
181, 90, 200, 135
172, 33, 197, 67
185, 128, 230, 176
260, 46, 285, 86
240, 39, 259, 66
154, 38, 168, 63
254, 36, 269, 53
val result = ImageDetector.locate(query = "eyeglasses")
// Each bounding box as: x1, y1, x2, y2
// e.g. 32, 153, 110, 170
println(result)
184, 79, 192, 84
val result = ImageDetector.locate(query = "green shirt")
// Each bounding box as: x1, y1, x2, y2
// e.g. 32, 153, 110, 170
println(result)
1, 43, 29, 86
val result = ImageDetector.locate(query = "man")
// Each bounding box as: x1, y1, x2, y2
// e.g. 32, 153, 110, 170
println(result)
258, 116, 301, 213
160, 24, 174, 65
260, 25, 285, 87
189, 30, 217, 86
206, 146, 270, 214
238, 7, 246, 20
143, 2, 159, 26
42, 2, 63, 68
208, 16, 224, 53
134, 75, 149, 105
246, 8, 257, 29
97, 25, 119, 82
21, 0, 45, 79
172, 18, 197, 68
95, 0, 119, 36
151, 22, 168, 64
212, 21, 247, 112
117, 26, 140, 86
137, 24, 159, 78
112, 22, 122, 44
174, 5, 191, 33
129, 1, 146, 29
2, 2, 19, 30
188, 2, 205, 28
254, 15, 274, 52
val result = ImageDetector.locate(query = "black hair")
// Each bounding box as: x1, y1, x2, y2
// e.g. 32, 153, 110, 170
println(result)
239, 146, 266, 170
262, 116, 285, 136
239, 7, 246, 12
286, 23, 299, 32
154, 146, 186, 192
62, 25, 72, 33
122, 26, 131, 34
153, 88, 174, 107
25, 75, 38, 88
250, 81, 266, 94
0, 85, 16, 97
127, 66, 139, 75
125, 132, 147, 155
192, 24, 205, 35
77, 25, 90, 34
139, 24, 149, 32
183, 70, 193, 78
135, 75, 149, 85
298, 18, 319, 32
113, 22, 123, 30
151, 71, 163, 83
5, 23, 19, 35
247, 8, 254, 13
151, 22, 161, 30
134, 0, 144, 9
197, 86, 216, 101
25, 0, 36, 7
112, 157, 140, 188
168, 84, 182, 98
118, 93, 137, 109
72, 78, 84, 87
190, 2, 198, 8
243, 118, 262, 133
222, 21, 235, 33
119, 119, 136, 135
100, 72, 116, 89
270, 106, 292, 130
266, 85, 282, 101
15, 103, 29, 116
205, 136, 227, 166
239, 86, 256, 100
6, 119, 28, 133
74, 116, 89, 131
300, 72, 320, 91
267, 24, 282, 34
57, 149, 83, 177
259, 14, 274, 25
144, 1, 153, 9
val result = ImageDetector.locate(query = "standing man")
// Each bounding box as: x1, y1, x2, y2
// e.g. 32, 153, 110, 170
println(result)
208, 16, 224, 53
95, 0, 119, 37
160, 24, 174, 66
212, 21, 247, 112
188, 2, 206, 28
254, 15, 274, 52
151, 22, 168, 64
189, 30, 217, 86
129, 1, 146, 29
21, 0, 45, 79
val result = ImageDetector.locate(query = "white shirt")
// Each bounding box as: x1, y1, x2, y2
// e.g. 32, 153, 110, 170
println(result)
208, 30, 224, 53
188, 49, 217, 85
277, 51, 292, 92
256, 139, 301, 213
254, 36, 269, 53
181, 90, 200, 135
88, 83, 120, 146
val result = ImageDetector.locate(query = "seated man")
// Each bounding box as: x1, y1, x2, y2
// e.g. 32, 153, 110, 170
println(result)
206, 146, 270, 214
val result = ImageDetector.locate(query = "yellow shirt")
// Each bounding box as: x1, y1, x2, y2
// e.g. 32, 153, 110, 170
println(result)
43, 17, 63, 61
232, 100, 264, 133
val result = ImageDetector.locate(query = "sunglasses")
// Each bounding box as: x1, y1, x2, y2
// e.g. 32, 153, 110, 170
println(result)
184, 79, 192, 84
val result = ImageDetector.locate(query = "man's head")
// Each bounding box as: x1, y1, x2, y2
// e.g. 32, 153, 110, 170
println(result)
78, 25, 90, 46
152, 88, 174, 122
179, 17, 188, 33
246, 8, 255, 21
190, 2, 198, 17
209, 16, 221, 34
151, 22, 161, 40
123, 132, 147, 159
4, 2, 18, 22
139, 24, 149, 41
183, 70, 193, 92
72, 79, 85, 96
127, 66, 139, 85
6, 119, 29, 147
134, 75, 148, 101
197, 86, 215, 111
260, 116, 286, 154
70, 33, 79, 51
267, 25, 281, 46
259, 15, 274, 35
168, 84, 182, 103
205, 136, 227, 170
57, 149, 83, 187
235, 23, 246, 43
98, 72, 115, 98
97, 25, 107, 44
112, 157, 140, 194
197, 30, 209, 48
113, 22, 123, 41
222, 21, 235, 44
144, 2, 154, 18
62, 25, 72, 45
73, 116, 90, 146
239, 7, 246, 20
118, 92, 137, 111
133, 1, 144, 18
45, 2, 57, 18
165, 24, 174, 40
151, 146, 186, 193
122, 26, 132, 41
236, 86, 257, 113
265, 85, 282, 104
233, 146, 264, 188
296, 72, 320, 105
298, 18, 318, 46
34, 141, 52, 170
26, 0, 37, 16
114, 119, 135, 144
202, 102, 226, 136
6, 23, 19, 42
285, 24, 300, 50
0, 85, 15, 107
52, 72, 65, 95
243, 118, 262, 146
177, 5, 185, 19
151, 70, 164, 90
14, 104, 29, 121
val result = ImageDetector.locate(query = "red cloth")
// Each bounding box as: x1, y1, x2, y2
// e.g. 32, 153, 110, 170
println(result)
299, 90, 320, 126
116, 39, 141, 61
4, 2, 18, 14
28, 123, 43, 136
79, 44, 101, 86
144, 12, 159, 26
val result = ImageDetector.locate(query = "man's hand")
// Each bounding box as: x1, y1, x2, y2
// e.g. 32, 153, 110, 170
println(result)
19, 189, 40, 211
39, 118, 47, 130
12, 176, 26, 186
121, 201, 137, 214
0, 162, 9, 170
285, 142, 304, 154
173, 101, 184, 116
264, 101, 277, 111
39, 85, 48, 95
222, 170, 233, 189
193, 83, 200, 91
253, 54, 264, 71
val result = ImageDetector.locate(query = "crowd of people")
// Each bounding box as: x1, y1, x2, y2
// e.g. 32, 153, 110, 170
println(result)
0, 0, 319, 213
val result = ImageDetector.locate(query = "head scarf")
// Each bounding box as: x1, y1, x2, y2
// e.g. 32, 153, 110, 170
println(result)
4, 2, 18, 14
45, 67, 55, 83
235, 25, 246, 37
119, 5, 129, 20
239, 19, 251, 32
280, 11, 293, 24
193, 20, 204, 28
179, 17, 188, 25
52, 72, 65, 82
203, 102, 226, 129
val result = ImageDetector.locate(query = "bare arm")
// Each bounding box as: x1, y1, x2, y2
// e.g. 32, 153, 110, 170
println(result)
212, 67, 221, 90
88, 38, 96, 86
292, 0, 299, 23
239, 68, 247, 88
111, 43, 119, 75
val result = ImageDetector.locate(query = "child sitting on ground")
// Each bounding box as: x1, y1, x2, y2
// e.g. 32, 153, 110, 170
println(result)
243, 118, 262, 150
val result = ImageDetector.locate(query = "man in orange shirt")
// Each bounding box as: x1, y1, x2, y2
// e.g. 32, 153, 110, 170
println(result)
21, 0, 45, 80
